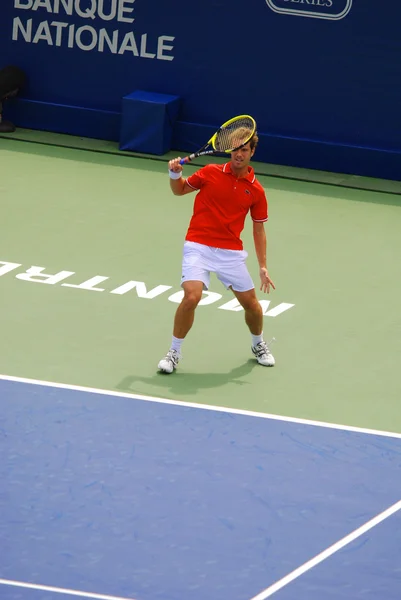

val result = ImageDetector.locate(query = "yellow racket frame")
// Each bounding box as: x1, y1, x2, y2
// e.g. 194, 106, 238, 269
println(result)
179, 114, 257, 164
210, 114, 257, 153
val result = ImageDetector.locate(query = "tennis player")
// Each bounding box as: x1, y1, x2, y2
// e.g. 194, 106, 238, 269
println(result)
158, 133, 276, 373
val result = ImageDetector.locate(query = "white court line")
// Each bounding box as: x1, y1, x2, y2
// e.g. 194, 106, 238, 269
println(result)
1, 374, 401, 600
1, 373, 401, 440
2, 505, 401, 600
249, 498, 401, 599
0, 579, 135, 600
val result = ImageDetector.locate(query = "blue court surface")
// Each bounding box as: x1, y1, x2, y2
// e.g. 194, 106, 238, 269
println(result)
1, 378, 401, 600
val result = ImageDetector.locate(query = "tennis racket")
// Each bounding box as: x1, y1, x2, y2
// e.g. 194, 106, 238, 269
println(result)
179, 115, 256, 165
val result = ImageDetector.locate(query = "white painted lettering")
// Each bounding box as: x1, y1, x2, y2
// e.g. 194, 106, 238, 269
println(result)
110, 281, 172, 298
198, 291, 222, 306
219, 298, 295, 317
15, 266, 75, 284
168, 291, 222, 306
218, 299, 244, 312
168, 291, 184, 304
62, 276, 109, 291
263, 302, 295, 317
1, 258, 295, 318
0, 262, 22, 277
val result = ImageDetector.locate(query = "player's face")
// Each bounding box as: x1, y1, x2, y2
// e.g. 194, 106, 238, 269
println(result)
231, 142, 255, 171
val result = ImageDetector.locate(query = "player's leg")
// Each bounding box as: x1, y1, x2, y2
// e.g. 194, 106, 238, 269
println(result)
173, 280, 204, 338
216, 251, 275, 367
232, 288, 275, 366
232, 287, 263, 335
158, 281, 204, 373
158, 242, 210, 373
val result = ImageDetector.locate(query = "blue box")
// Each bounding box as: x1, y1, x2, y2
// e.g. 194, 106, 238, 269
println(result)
119, 90, 181, 155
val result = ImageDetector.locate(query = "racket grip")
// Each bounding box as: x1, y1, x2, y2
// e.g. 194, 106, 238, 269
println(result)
179, 154, 195, 165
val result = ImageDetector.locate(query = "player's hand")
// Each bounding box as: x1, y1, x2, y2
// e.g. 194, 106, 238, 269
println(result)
169, 158, 183, 173
259, 268, 275, 294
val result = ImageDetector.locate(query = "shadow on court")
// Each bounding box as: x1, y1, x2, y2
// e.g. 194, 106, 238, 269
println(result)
116, 359, 259, 396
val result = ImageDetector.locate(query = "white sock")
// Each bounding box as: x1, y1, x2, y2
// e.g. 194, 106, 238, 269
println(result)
171, 335, 184, 353
251, 332, 264, 347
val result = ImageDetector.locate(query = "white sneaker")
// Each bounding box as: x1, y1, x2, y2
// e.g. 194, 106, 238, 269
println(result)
251, 340, 275, 367
158, 349, 181, 374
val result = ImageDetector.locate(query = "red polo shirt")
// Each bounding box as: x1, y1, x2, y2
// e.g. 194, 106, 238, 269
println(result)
185, 163, 268, 250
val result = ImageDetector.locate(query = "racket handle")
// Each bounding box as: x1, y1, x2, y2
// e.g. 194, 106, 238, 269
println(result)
179, 154, 196, 165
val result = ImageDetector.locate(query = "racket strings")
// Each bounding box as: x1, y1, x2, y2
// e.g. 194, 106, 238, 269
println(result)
214, 117, 255, 152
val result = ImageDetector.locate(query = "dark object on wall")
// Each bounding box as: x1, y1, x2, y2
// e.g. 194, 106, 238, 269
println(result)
0, 65, 26, 133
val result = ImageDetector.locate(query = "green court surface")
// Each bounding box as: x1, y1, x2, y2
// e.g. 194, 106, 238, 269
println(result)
0, 133, 400, 434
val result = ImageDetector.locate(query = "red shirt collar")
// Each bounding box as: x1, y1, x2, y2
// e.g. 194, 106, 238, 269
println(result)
222, 162, 256, 183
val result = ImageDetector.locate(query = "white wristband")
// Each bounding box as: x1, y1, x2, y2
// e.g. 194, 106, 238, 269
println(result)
169, 169, 182, 180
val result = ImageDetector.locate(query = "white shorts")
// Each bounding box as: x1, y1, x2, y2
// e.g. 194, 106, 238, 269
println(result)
181, 241, 255, 292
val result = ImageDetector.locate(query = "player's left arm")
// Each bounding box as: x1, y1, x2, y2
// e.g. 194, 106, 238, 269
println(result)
253, 221, 275, 294
251, 186, 275, 294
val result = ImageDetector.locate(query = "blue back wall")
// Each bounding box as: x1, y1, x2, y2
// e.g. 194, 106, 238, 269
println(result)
1, 1, 400, 180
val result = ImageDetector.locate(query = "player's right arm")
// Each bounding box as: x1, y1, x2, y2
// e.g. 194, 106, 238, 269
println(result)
168, 157, 196, 196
